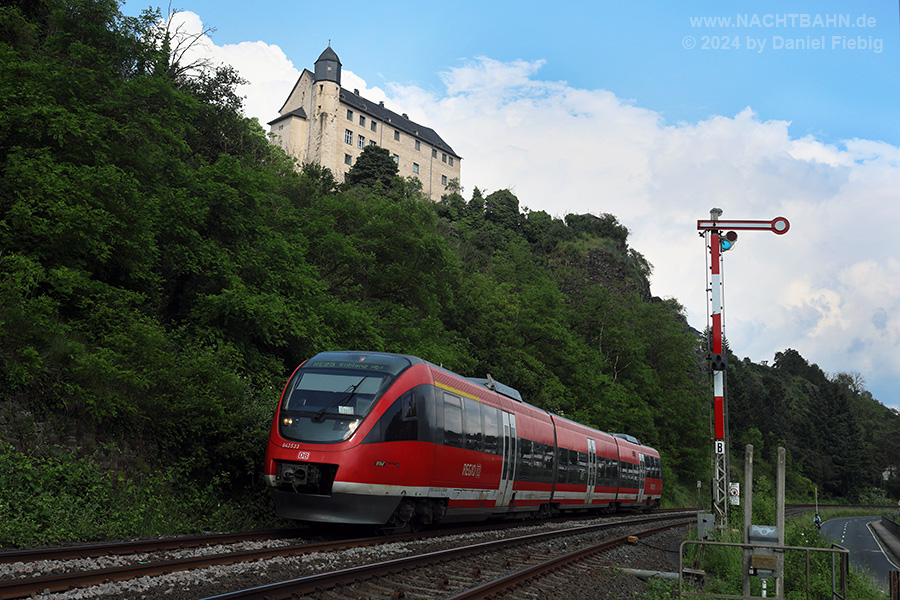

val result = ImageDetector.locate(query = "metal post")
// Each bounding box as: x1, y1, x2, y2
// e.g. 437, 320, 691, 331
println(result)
705, 209, 728, 529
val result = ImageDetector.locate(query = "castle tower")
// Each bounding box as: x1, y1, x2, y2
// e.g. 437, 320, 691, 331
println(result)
311, 46, 342, 170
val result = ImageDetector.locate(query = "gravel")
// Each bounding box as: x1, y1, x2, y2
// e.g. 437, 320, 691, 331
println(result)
21, 517, 690, 600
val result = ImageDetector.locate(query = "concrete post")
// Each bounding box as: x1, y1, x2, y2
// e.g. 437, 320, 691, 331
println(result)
742, 444, 754, 597
776, 447, 785, 598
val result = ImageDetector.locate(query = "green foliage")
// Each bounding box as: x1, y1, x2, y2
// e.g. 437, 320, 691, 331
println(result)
4, 0, 896, 549
727, 347, 900, 502
0, 440, 277, 546
344, 145, 400, 190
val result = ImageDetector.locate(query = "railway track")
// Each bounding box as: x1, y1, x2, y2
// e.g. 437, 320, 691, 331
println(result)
0, 512, 695, 599
0, 528, 306, 564
196, 515, 692, 600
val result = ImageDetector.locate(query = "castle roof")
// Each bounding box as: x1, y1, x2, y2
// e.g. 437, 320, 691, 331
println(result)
314, 44, 341, 84
267, 107, 307, 127
340, 88, 460, 159
316, 46, 341, 65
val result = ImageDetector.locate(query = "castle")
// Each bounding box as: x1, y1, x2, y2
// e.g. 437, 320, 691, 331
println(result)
268, 46, 461, 202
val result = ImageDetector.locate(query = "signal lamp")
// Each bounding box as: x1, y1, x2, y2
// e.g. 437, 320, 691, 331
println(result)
720, 231, 738, 251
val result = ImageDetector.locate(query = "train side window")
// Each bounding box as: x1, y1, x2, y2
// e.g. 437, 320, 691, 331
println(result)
518, 438, 534, 481
442, 394, 463, 448
482, 405, 500, 454
383, 391, 418, 442
526, 441, 539, 482
576, 450, 587, 484
563, 448, 575, 484
463, 397, 484, 452
543, 444, 556, 483
558, 448, 569, 484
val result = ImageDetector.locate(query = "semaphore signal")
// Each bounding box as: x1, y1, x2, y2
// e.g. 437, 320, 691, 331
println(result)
697, 208, 790, 529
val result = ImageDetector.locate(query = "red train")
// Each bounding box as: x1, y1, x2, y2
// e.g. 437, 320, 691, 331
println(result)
264, 351, 662, 528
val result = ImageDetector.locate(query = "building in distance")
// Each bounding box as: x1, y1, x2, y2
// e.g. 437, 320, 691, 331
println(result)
268, 45, 461, 202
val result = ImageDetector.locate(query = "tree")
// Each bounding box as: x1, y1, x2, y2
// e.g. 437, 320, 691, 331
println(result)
344, 145, 399, 189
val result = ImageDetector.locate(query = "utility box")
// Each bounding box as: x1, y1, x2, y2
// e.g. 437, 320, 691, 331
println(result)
749, 524, 779, 578
698, 513, 715, 540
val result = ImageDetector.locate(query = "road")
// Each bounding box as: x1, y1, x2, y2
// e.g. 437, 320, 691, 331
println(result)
820, 516, 899, 591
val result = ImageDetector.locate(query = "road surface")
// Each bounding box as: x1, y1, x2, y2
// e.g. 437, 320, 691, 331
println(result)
820, 516, 899, 591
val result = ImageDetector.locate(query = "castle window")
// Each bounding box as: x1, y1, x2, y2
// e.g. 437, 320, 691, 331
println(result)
392, 154, 399, 164
347, 109, 353, 121
442, 153, 447, 163
344, 129, 353, 144
394, 130, 400, 141
359, 115, 366, 126
344, 154, 352, 165
369, 140, 377, 146
358, 134, 365, 149
449, 157, 454, 166
370, 121, 377, 132
415, 140, 421, 151
442, 175, 448, 185
432, 149, 437, 158
413, 162, 419, 174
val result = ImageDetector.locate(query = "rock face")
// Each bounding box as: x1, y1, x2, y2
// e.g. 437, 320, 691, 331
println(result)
554, 246, 652, 303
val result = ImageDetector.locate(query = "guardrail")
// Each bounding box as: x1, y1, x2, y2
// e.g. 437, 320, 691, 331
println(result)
883, 516, 900, 539
677, 539, 850, 600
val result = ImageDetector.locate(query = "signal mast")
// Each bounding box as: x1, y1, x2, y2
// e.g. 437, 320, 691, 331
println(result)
697, 208, 789, 527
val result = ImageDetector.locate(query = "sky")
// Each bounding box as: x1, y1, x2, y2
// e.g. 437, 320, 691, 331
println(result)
123, 1, 900, 411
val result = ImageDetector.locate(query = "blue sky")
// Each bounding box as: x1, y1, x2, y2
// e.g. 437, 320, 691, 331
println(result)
125, 0, 900, 144
123, 1, 900, 411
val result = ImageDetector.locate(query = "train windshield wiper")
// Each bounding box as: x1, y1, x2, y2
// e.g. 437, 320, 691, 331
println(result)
312, 378, 366, 422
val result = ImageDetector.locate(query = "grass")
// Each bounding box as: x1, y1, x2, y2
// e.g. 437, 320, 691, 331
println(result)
679, 508, 891, 599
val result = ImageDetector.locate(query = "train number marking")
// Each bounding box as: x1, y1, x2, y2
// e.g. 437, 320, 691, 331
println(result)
462, 463, 482, 477
282, 442, 301, 450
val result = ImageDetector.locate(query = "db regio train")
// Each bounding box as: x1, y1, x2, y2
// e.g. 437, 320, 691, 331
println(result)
264, 351, 662, 529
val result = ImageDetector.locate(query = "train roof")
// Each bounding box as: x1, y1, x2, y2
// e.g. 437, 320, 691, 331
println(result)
611, 433, 641, 445
465, 376, 523, 402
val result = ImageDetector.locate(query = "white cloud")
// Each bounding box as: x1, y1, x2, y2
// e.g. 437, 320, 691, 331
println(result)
166, 14, 900, 409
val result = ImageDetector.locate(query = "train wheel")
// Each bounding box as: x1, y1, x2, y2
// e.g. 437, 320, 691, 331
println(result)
384, 498, 415, 530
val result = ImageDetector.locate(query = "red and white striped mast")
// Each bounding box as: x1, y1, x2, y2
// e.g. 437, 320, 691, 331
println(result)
697, 208, 789, 528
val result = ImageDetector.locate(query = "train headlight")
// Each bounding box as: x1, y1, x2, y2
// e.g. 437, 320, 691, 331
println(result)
282, 416, 294, 426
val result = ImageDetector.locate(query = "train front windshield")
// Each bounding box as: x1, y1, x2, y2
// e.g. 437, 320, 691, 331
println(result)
278, 353, 412, 443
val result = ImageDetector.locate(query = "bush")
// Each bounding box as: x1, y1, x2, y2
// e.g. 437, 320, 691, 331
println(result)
0, 441, 279, 547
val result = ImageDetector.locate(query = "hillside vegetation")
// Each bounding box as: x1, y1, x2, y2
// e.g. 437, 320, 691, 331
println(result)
1, 0, 898, 546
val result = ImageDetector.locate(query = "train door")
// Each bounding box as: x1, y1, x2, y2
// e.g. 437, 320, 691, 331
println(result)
586, 439, 597, 505
636, 453, 646, 504
496, 412, 517, 507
